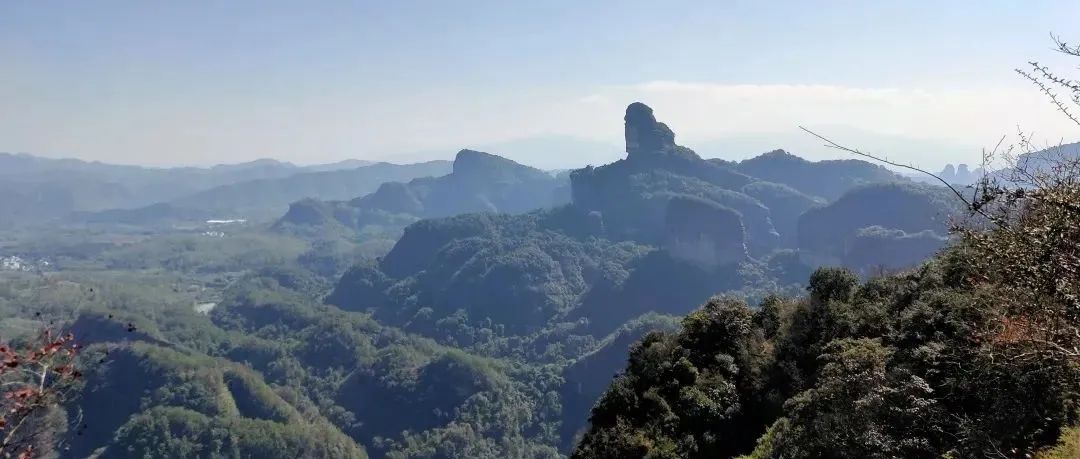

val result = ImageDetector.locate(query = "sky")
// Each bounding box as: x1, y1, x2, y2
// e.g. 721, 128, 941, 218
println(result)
3, 1, 1079, 169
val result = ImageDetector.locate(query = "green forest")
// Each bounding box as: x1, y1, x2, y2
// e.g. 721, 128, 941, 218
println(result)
2, 29, 1080, 459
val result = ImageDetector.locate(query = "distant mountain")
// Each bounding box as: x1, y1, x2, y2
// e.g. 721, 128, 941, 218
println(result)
69, 203, 218, 227
62, 161, 450, 227
569, 103, 900, 257
323, 101, 916, 365
934, 163, 987, 185
301, 158, 375, 172
467, 135, 624, 170
692, 127, 980, 171
274, 150, 567, 235
998, 141, 1080, 183
571, 103, 766, 256
731, 149, 901, 200
0, 153, 394, 225
354, 150, 568, 218
315, 102, 970, 450
931, 142, 1080, 186
376, 135, 623, 171
168, 161, 452, 217
797, 182, 963, 272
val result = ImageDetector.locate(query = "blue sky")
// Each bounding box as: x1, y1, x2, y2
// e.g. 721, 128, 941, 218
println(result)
3, 1, 1079, 168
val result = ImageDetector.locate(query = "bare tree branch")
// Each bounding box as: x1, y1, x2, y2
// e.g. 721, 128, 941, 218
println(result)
1016, 65, 1080, 127
798, 126, 1002, 225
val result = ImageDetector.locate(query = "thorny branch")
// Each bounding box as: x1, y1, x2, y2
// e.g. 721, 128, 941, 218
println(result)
797, 126, 1004, 226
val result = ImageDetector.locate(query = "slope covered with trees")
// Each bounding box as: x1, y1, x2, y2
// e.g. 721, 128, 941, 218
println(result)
0, 102, 974, 458
320, 103, 949, 454
327, 104, 922, 346
576, 236, 1080, 458
0, 154, 385, 226
574, 40, 1080, 455
275, 150, 568, 238
797, 182, 961, 272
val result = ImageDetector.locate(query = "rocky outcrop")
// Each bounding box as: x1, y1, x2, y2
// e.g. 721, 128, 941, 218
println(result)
276, 150, 568, 237
741, 181, 823, 248
353, 181, 424, 215
277, 198, 340, 227
625, 102, 683, 160
357, 149, 568, 219
664, 195, 747, 267
797, 182, 962, 268
938, 163, 985, 185
451, 149, 552, 182
570, 103, 769, 250
843, 226, 949, 274
734, 149, 899, 201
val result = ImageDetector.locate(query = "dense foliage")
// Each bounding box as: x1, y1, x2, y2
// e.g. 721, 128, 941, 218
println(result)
276, 150, 568, 240
575, 254, 1080, 457
732, 149, 899, 201
0, 153, 447, 227
797, 182, 961, 271
0, 102, 998, 458
574, 104, 1080, 457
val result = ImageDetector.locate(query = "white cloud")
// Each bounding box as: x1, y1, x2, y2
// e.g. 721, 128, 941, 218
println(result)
3, 75, 1076, 169
544, 81, 1079, 167
594, 81, 1072, 141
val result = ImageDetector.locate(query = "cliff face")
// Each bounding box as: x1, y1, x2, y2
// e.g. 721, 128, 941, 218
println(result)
664, 196, 747, 268
624, 102, 694, 161
570, 103, 768, 253
796, 183, 961, 268
274, 150, 568, 237
354, 149, 568, 219
734, 149, 899, 201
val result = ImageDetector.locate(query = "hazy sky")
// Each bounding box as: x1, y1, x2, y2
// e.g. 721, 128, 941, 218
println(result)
3, 1, 1079, 169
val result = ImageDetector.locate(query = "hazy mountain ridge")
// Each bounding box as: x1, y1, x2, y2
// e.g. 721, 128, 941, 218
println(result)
168, 160, 453, 217
320, 103, 961, 453
327, 103, 949, 342
57, 161, 452, 227
0, 152, 399, 225
0, 104, 986, 458
274, 150, 568, 237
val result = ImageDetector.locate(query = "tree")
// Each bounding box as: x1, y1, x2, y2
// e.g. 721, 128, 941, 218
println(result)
1017, 34, 1080, 128
0, 328, 82, 458
768, 339, 937, 459
803, 34, 1080, 364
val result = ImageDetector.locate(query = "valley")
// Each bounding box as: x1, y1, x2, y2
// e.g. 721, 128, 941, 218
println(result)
0, 103, 974, 458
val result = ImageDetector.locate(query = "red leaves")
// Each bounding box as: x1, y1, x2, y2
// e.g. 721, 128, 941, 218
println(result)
0, 325, 83, 456
0, 344, 17, 372
40, 342, 62, 356
0, 331, 81, 375
51, 364, 80, 379
3, 388, 42, 418
4, 388, 37, 401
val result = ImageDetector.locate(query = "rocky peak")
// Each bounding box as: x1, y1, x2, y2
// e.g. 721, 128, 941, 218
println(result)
453, 149, 515, 173
452, 149, 547, 182
624, 102, 678, 159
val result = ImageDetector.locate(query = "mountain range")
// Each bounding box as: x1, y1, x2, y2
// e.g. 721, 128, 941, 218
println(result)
0, 102, 1010, 458
0, 152, 452, 227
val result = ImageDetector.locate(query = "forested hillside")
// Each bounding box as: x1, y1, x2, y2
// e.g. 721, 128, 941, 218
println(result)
321, 103, 956, 452
7, 4, 1079, 458
0, 155, 379, 225
274, 150, 568, 238
0, 104, 1003, 458
573, 163, 1080, 457
66, 161, 453, 227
